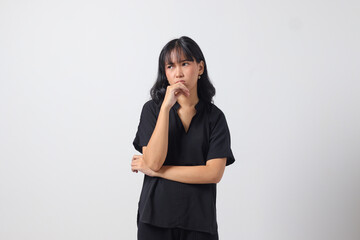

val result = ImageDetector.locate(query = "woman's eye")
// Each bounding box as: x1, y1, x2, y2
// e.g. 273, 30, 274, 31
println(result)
183, 62, 189, 66
167, 65, 172, 69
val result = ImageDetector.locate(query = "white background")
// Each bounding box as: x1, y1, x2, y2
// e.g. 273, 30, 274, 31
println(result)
1, 0, 359, 239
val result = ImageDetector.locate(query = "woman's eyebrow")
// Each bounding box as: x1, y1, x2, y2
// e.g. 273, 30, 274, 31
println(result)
166, 59, 190, 65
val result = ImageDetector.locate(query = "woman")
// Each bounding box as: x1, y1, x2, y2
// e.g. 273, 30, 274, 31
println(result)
131, 36, 235, 240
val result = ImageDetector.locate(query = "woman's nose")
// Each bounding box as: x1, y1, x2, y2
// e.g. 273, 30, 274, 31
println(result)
175, 66, 184, 77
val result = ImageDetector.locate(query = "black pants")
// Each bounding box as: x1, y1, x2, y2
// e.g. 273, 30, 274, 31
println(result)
137, 221, 219, 240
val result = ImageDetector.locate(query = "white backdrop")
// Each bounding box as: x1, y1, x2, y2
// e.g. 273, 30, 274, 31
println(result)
0, 0, 359, 239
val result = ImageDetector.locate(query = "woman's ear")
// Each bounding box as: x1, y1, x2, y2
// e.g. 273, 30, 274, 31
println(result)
199, 60, 204, 75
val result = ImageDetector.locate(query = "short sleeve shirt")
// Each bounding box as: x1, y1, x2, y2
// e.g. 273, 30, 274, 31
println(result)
133, 98, 235, 235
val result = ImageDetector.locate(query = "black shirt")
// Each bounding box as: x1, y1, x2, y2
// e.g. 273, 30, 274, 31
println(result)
133, 98, 235, 235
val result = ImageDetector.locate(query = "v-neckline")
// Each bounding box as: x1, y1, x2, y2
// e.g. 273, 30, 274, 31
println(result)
177, 109, 197, 134
173, 99, 203, 135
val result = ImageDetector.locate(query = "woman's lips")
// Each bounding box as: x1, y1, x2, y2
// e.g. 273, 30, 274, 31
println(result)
176, 80, 185, 84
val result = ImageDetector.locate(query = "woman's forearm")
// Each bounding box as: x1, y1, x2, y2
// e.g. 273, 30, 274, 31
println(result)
154, 165, 219, 184
144, 105, 171, 172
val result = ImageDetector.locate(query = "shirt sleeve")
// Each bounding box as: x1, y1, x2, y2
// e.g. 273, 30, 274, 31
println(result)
132, 100, 158, 154
206, 111, 235, 166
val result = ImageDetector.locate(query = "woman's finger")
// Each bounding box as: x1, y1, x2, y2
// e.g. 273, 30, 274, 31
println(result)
132, 156, 142, 161
131, 165, 139, 171
174, 89, 189, 98
175, 84, 190, 96
176, 82, 189, 91
174, 83, 189, 92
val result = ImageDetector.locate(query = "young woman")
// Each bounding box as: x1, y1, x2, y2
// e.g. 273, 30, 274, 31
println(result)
131, 36, 235, 240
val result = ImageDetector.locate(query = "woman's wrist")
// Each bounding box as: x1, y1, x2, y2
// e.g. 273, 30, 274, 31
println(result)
160, 104, 171, 113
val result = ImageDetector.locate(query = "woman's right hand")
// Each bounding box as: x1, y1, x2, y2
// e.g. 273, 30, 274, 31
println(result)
162, 82, 190, 110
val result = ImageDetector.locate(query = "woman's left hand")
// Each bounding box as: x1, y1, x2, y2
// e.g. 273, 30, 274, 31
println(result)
131, 154, 158, 177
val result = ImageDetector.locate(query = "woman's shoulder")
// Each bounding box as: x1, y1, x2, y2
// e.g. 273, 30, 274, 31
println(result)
205, 101, 226, 118
205, 101, 232, 132
141, 98, 161, 114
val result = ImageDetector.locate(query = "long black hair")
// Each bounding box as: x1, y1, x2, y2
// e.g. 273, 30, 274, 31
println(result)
150, 36, 216, 105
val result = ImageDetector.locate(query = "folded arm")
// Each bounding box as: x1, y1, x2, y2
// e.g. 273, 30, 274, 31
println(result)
153, 157, 227, 184
138, 147, 226, 184
143, 106, 171, 172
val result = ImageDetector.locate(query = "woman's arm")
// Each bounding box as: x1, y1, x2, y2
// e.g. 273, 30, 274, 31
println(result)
143, 105, 171, 172
143, 83, 190, 172
154, 158, 227, 184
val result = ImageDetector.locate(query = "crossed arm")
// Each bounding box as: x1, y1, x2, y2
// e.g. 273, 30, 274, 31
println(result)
132, 105, 226, 184
131, 146, 226, 184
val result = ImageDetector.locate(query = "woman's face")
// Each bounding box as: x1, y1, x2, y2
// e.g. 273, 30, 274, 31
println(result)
164, 50, 204, 92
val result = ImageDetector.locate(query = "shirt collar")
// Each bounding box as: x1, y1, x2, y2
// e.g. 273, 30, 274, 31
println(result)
173, 98, 204, 112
